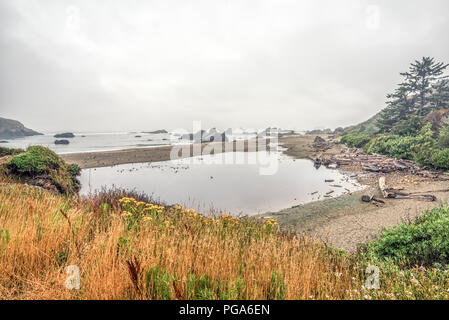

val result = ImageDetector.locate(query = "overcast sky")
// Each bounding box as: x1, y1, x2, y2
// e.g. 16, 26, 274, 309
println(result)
1, 0, 448, 132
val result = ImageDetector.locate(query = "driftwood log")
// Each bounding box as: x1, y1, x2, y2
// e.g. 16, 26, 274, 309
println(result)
324, 150, 444, 179
379, 176, 393, 198
361, 194, 373, 202
361, 192, 385, 204
378, 176, 436, 202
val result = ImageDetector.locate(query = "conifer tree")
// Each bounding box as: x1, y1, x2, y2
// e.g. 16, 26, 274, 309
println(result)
377, 57, 449, 133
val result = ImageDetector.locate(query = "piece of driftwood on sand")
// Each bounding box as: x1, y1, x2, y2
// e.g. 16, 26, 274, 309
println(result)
361, 191, 385, 204
378, 176, 436, 202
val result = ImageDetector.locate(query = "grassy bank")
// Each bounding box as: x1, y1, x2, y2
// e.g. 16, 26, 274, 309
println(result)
0, 182, 449, 299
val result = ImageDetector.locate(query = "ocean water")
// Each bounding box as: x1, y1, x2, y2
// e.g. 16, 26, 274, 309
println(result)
79, 151, 363, 215
1, 132, 176, 154
1, 131, 259, 154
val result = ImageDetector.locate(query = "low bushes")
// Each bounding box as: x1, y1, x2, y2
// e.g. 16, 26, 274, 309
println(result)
340, 133, 372, 148
431, 149, 449, 170
363, 135, 415, 160
341, 123, 449, 170
8, 145, 64, 175
364, 206, 449, 267
438, 125, 449, 148
390, 115, 423, 137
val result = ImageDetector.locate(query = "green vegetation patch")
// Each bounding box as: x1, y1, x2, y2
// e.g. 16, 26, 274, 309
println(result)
8, 146, 64, 175
340, 57, 449, 171
340, 133, 372, 148
365, 206, 449, 267
0, 146, 24, 157
5, 146, 81, 195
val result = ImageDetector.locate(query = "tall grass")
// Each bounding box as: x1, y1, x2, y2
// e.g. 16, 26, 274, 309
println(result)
0, 183, 448, 300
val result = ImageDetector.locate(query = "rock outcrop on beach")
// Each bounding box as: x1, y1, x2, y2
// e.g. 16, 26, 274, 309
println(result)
0, 117, 42, 139
54, 132, 75, 138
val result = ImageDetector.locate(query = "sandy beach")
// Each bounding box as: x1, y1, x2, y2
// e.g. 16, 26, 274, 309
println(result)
61, 139, 271, 169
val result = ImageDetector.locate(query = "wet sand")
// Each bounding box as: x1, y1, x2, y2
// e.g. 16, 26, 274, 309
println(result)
61, 139, 271, 169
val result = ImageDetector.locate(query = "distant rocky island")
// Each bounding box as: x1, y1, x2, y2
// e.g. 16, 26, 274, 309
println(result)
0, 117, 42, 139
142, 129, 168, 134
54, 132, 75, 138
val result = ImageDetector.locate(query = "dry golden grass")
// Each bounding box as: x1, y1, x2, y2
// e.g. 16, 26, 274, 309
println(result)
0, 183, 363, 299
0, 183, 448, 300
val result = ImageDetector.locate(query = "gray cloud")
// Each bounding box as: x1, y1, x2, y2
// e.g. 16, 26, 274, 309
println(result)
1, 0, 448, 132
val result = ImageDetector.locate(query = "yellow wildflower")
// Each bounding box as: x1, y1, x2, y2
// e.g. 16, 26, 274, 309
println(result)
121, 211, 132, 218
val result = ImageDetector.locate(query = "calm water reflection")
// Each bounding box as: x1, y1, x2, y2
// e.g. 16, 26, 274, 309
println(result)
80, 151, 363, 215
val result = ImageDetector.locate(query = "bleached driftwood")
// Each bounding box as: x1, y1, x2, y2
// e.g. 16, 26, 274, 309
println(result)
378, 176, 436, 201
379, 176, 393, 198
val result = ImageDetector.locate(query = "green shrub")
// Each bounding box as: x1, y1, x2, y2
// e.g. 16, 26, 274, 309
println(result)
0, 146, 24, 157
431, 149, 449, 170
364, 134, 415, 160
68, 163, 81, 177
367, 206, 449, 267
384, 136, 416, 160
7, 146, 63, 175
438, 125, 449, 148
391, 115, 423, 136
363, 134, 396, 154
412, 123, 436, 168
363, 124, 448, 170
340, 133, 372, 148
